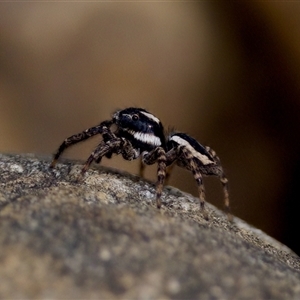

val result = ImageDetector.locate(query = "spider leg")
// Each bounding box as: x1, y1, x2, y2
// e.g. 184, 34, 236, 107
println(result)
120, 140, 139, 161
95, 127, 118, 164
142, 147, 167, 209
81, 138, 136, 175
220, 173, 231, 220
164, 148, 178, 185
181, 149, 209, 220
165, 145, 209, 219
193, 167, 207, 219
50, 120, 113, 168
81, 138, 123, 174
204, 146, 231, 220
81, 141, 112, 175
139, 157, 168, 181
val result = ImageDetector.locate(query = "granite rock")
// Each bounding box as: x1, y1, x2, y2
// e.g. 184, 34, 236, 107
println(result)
0, 153, 300, 299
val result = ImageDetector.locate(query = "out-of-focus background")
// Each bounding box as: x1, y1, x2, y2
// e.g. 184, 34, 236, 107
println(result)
1, 2, 300, 254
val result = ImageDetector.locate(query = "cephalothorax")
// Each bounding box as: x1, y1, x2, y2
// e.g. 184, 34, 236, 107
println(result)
50, 107, 231, 220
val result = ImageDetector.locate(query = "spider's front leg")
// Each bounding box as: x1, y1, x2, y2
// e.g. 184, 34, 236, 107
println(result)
50, 120, 113, 168
94, 125, 119, 164
81, 141, 112, 175
81, 137, 137, 175
142, 147, 167, 209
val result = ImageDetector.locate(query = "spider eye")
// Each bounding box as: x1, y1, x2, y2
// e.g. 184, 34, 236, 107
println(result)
132, 114, 139, 121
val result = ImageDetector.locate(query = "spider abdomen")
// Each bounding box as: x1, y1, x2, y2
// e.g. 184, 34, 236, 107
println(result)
167, 132, 215, 166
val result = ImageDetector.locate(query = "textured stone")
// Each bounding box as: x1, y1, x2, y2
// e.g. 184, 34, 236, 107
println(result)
0, 153, 300, 299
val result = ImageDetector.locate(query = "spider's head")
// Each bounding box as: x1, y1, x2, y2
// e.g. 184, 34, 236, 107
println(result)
113, 107, 165, 148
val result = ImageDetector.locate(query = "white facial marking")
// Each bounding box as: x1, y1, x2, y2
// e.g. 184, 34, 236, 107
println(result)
140, 111, 161, 124
170, 136, 214, 165
124, 128, 161, 146
134, 132, 161, 146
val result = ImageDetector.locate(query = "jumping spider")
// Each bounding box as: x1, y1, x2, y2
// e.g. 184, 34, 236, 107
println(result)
50, 107, 231, 220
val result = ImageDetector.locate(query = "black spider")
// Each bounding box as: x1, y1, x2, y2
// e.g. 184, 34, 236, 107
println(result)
50, 107, 231, 220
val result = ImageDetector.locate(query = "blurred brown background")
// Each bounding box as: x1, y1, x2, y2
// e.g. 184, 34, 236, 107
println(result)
1, 2, 300, 254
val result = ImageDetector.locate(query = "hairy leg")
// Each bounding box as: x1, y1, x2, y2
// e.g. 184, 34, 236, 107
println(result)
50, 120, 113, 168
178, 147, 209, 219
203, 146, 231, 220
81, 138, 137, 174
95, 127, 118, 164
142, 147, 167, 208
164, 145, 209, 219
81, 141, 112, 175
219, 172, 232, 221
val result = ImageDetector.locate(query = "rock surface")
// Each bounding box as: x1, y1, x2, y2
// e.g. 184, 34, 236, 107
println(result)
0, 153, 300, 299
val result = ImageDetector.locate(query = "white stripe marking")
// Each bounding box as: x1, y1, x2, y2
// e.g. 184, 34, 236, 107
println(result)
133, 132, 162, 146
170, 136, 214, 165
140, 111, 161, 124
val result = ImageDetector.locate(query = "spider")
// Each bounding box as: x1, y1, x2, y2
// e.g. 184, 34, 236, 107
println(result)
50, 107, 231, 220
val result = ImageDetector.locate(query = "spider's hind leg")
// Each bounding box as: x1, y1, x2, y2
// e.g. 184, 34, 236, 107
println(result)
204, 146, 232, 221
193, 167, 208, 220
219, 171, 231, 220
174, 145, 209, 220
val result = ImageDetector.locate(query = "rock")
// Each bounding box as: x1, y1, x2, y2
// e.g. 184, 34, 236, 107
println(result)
0, 153, 300, 299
